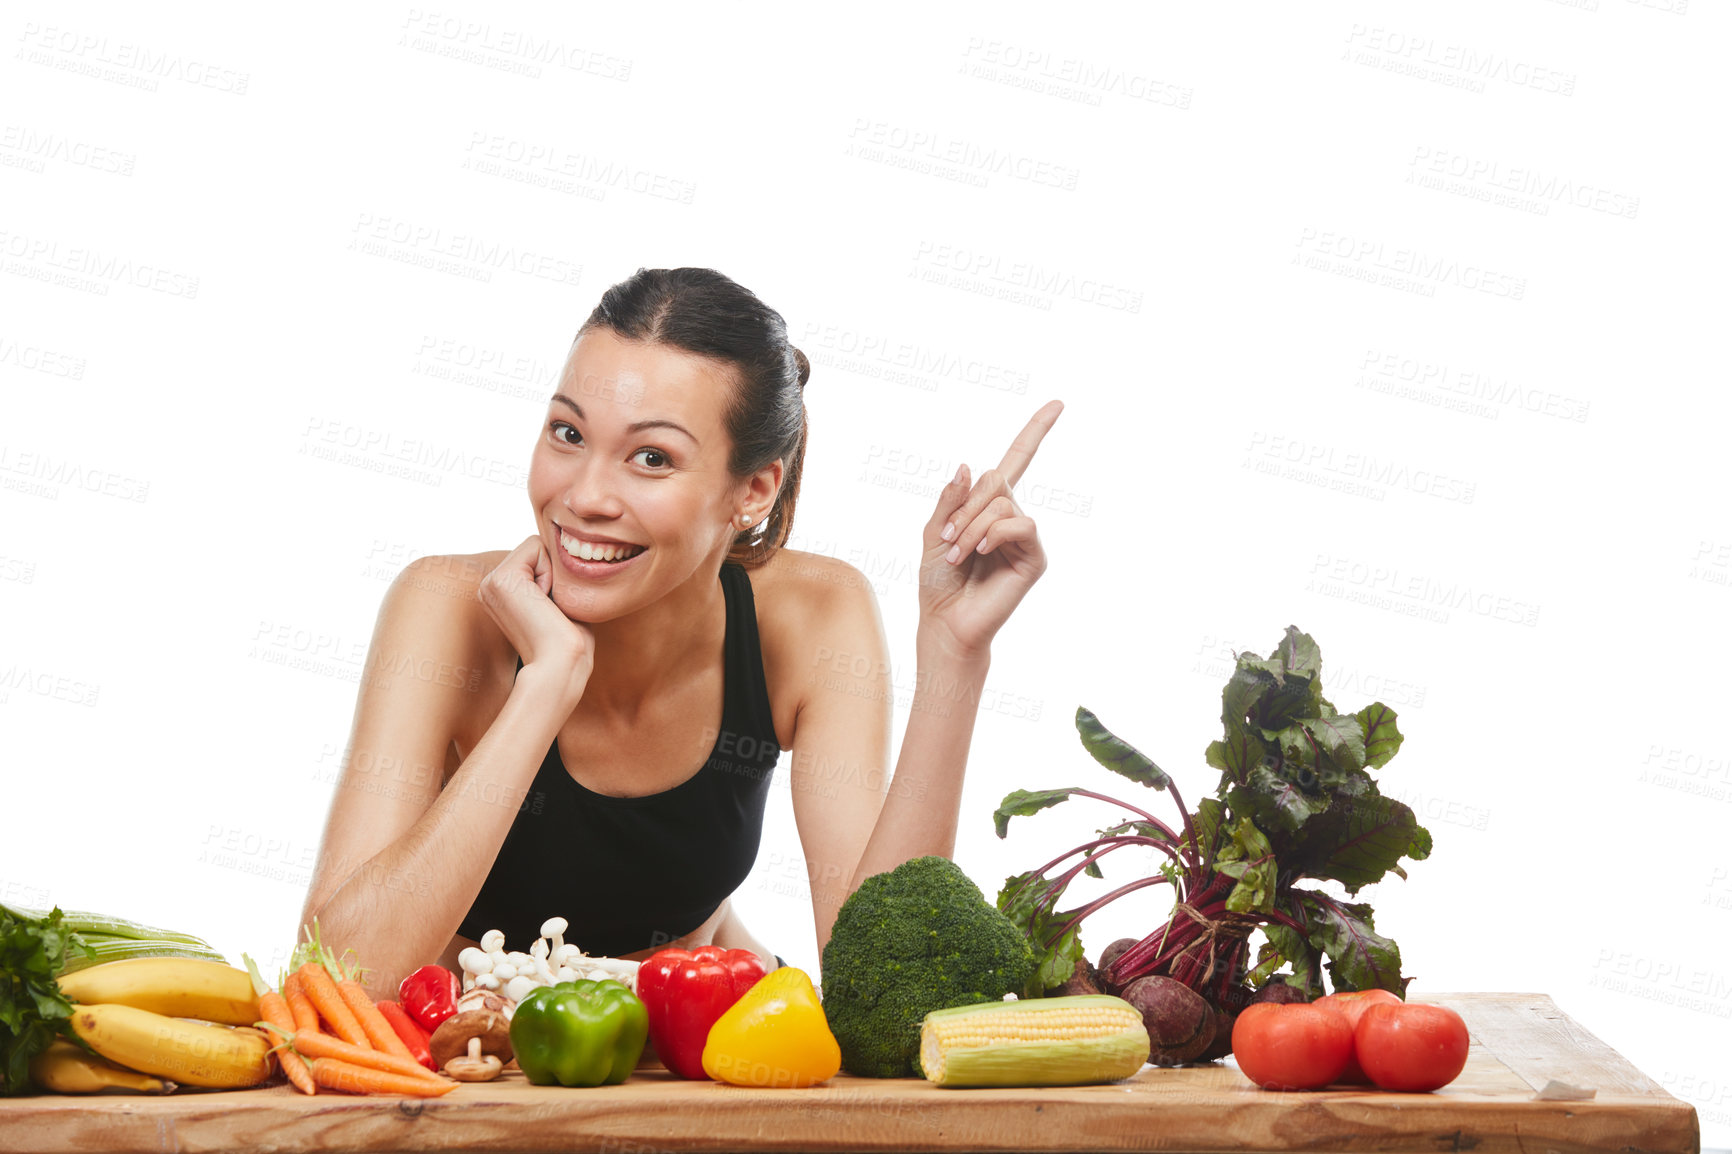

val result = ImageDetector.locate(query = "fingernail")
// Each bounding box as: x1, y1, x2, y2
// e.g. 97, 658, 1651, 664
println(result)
941, 522, 955, 542
976, 540, 990, 553
945, 544, 961, 564
952, 464, 965, 485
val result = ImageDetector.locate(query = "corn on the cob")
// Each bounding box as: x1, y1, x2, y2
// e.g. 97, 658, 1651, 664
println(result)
919, 995, 1150, 1088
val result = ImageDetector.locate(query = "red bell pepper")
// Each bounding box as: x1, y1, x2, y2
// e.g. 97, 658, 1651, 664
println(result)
375, 999, 436, 1070
398, 964, 460, 1033
635, 946, 766, 1080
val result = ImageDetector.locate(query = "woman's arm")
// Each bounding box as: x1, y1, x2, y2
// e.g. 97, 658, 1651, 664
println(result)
782, 577, 986, 955
300, 541, 591, 994
786, 401, 1062, 954
843, 625, 992, 881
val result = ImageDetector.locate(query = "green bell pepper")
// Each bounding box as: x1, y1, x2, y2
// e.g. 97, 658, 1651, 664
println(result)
508, 979, 649, 1087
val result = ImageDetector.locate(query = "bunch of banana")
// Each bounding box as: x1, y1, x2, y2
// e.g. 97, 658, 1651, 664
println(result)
57, 956, 260, 1025
29, 1041, 174, 1095
34, 957, 274, 1093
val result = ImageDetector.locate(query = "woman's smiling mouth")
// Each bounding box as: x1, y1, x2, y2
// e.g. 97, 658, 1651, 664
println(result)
556, 527, 646, 564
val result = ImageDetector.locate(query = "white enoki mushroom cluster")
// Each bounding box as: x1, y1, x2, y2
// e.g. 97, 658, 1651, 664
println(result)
457, 918, 641, 1010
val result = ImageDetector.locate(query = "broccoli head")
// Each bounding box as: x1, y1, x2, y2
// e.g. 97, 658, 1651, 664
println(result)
820, 855, 1037, 1077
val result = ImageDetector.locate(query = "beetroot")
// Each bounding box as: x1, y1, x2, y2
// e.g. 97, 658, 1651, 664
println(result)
1094, 938, 1138, 994
1120, 975, 1215, 1065
1197, 1003, 1236, 1062
1249, 978, 1308, 1005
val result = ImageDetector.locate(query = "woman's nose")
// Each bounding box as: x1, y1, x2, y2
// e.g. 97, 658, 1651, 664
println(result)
559, 458, 626, 520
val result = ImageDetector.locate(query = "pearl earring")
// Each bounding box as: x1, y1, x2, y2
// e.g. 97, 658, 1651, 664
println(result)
737, 513, 752, 527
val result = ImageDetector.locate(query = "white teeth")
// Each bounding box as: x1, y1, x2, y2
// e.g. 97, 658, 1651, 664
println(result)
559, 532, 643, 563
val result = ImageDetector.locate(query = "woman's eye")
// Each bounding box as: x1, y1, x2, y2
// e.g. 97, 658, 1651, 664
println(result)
632, 448, 670, 469
551, 421, 582, 446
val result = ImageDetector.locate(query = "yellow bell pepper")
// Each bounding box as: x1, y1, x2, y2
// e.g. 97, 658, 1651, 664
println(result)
700, 966, 840, 1088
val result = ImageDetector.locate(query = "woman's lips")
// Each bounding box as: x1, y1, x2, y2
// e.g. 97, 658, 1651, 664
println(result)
558, 529, 645, 563
554, 528, 647, 578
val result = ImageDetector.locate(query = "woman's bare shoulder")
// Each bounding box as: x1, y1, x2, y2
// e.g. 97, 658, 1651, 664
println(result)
748, 549, 889, 747
376, 551, 515, 671
391, 551, 507, 599
370, 551, 517, 754
749, 548, 883, 623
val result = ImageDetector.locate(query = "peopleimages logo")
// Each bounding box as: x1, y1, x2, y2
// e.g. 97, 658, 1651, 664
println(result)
0, 444, 149, 502
0, 125, 136, 176
1408, 146, 1640, 220
845, 119, 1082, 191
1294, 228, 1525, 301
462, 133, 696, 204
910, 240, 1142, 313
1342, 25, 1576, 96
15, 22, 251, 94
1, 229, 199, 299
1588, 951, 1731, 1019
0, 665, 101, 707
300, 417, 528, 490
1355, 349, 1590, 424
1307, 553, 1540, 627
1243, 432, 1477, 505
348, 213, 582, 286
0, 335, 86, 380
398, 9, 632, 81
800, 321, 1030, 395
957, 38, 1193, 110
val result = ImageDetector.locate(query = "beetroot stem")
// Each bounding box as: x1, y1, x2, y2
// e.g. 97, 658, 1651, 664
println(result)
1036, 838, 1176, 914
1044, 875, 1174, 948
1070, 789, 1181, 845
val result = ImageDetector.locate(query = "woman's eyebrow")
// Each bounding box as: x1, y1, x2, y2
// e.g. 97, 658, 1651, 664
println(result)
551, 394, 698, 442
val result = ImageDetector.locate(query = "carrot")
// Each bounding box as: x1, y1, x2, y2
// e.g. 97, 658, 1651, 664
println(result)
309, 1057, 455, 1097
282, 1027, 447, 1083
297, 961, 370, 1049
242, 955, 317, 1096
337, 979, 417, 1062
258, 992, 319, 1095
282, 972, 321, 1035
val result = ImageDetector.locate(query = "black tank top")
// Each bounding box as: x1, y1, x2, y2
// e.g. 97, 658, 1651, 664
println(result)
457, 562, 782, 956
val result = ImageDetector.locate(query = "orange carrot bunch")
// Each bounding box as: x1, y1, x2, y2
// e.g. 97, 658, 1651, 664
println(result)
239, 923, 454, 1098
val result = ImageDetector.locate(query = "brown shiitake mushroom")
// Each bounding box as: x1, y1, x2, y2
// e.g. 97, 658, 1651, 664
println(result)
456, 989, 512, 1017
428, 1008, 513, 1082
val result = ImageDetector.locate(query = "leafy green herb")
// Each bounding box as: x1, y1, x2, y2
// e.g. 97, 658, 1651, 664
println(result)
995, 626, 1429, 1007
1, 904, 93, 1094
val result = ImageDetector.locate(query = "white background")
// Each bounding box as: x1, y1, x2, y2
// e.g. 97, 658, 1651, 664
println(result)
2, 1, 1728, 1141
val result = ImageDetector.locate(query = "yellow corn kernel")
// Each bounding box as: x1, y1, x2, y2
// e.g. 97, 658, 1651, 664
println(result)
919, 995, 1149, 1088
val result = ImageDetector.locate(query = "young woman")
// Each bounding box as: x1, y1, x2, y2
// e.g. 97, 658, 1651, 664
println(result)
299, 268, 1061, 992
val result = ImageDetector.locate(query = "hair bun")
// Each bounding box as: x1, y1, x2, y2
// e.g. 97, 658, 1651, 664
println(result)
792, 346, 810, 389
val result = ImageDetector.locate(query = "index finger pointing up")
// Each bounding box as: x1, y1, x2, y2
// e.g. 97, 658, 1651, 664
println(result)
995, 399, 1065, 487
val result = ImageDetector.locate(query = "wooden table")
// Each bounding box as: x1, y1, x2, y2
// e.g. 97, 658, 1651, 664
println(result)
0, 994, 1700, 1154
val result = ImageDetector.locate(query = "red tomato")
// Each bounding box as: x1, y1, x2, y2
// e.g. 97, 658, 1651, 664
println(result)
1315, 989, 1402, 1084
1231, 1003, 1354, 1091
1354, 1003, 1470, 1092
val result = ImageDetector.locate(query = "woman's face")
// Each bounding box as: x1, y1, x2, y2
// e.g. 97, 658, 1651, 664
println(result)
527, 327, 763, 622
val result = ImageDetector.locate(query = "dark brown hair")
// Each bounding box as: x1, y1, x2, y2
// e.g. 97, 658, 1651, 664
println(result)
576, 268, 809, 567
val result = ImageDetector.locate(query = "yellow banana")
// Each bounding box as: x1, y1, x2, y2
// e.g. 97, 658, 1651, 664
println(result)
57, 957, 259, 1026
28, 1039, 175, 1094
69, 1004, 273, 1089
